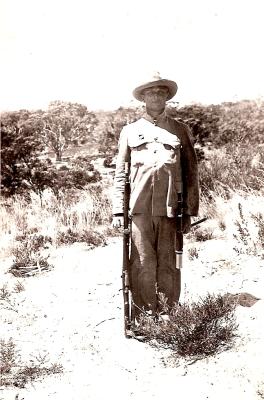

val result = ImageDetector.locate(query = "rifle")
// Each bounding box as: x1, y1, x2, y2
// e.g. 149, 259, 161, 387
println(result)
175, 192, 184, 269
175, 192, 207, 269
122, 161, 133, 337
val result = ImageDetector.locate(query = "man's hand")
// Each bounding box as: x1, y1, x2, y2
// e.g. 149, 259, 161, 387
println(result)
182, 215, 191, 234
112, 216, 124, 228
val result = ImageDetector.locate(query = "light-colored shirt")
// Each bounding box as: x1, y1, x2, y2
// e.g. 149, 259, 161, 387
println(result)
112, 112, 199, 217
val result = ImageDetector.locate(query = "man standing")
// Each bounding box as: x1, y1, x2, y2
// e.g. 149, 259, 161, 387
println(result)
112, 73, 199, 319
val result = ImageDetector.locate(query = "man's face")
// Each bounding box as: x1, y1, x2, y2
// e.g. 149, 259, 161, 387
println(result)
142, 86, 169, 110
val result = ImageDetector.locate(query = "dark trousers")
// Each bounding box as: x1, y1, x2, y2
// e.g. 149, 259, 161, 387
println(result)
130, 214, 181, 317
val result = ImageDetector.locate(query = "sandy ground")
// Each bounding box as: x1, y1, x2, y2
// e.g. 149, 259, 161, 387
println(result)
1, 237, 264, 400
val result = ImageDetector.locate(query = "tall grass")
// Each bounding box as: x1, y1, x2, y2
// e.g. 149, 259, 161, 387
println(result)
190, 188, 264, 259
199, 143, 264, 195
193, 140, 264, 255
0, 182, 114, 256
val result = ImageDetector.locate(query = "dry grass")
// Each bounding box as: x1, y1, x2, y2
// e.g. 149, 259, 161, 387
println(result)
0, 182, 114, 256
0, 183, 111, 235
199, 145, 264, 195
191, 189, 264, 258
224, 191, 264, 257
1, 177, 264, 280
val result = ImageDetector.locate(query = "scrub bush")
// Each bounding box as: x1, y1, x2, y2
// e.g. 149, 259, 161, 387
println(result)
136, 293, 238, 360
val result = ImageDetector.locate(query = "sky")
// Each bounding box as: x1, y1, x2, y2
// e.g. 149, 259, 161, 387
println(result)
1, 0, 264, 111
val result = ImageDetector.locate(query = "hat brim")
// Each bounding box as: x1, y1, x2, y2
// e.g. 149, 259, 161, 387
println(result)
133, 79, 178, 102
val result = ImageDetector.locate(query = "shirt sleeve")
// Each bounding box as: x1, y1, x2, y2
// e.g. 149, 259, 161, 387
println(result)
112, 127, 131, 215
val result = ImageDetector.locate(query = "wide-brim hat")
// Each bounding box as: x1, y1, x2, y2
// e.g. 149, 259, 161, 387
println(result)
132, 73, 178, 102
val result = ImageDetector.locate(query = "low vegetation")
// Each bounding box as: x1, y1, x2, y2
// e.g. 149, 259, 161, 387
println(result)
0, 98, 263, 387
56, 227, 107, 247
9, 233, 53, 277
0, 338, 63, 388
136, 293, 238, 360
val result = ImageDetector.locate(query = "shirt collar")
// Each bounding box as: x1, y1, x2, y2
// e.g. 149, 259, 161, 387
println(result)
142, 109, 167, 125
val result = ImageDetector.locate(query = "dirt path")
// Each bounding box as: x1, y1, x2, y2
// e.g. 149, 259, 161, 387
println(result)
1, 238, 264, 400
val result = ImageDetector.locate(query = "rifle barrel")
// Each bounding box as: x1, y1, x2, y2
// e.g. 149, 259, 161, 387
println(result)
122, 161, 132, 337
191, 217, 207, 227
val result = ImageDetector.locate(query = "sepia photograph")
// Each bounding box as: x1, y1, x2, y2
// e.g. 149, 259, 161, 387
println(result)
1, 0, 264, 399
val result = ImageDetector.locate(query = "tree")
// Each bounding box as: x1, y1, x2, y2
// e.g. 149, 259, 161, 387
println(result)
38, 101, 98, 161
1, 110, 44, 196
96, 106, 144, 154
167, 103, 221, 146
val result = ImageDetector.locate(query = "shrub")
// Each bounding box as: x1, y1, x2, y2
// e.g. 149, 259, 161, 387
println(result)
57, 228, 106, 248
232, 201, 261, 256
14, 281, 25, 293
0, 338, 18, 374
103, 155, 115, 168
36, 158, 102, 201
0, 284, 11, 301
1, 137, 102, 201
9, 234, 53, 277
136, 293, 238, 360
214, 99, 264, 147
251, 213, 264, 249
192, 227, 214, 242
199, 143, 264, 195
167, 103, 219, 146
188, 246, 199, 260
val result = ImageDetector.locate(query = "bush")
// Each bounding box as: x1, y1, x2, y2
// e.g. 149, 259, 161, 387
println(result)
167, 103, 219, 146
9, 234, 53, 277
252, 213, 264, 249
0, 338, 17, 375
188, 246, 199, 260
45, 157, 102, 200
57, 228, 106, 248
199, 143, 264, 195
214, 99, 264, 147
192, 227, 214, 242
136, 293, 238, 360
103, 155, 115, 168
1, 145, 102, 201
0, 284, 11, 301
232, 201, 263, 256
